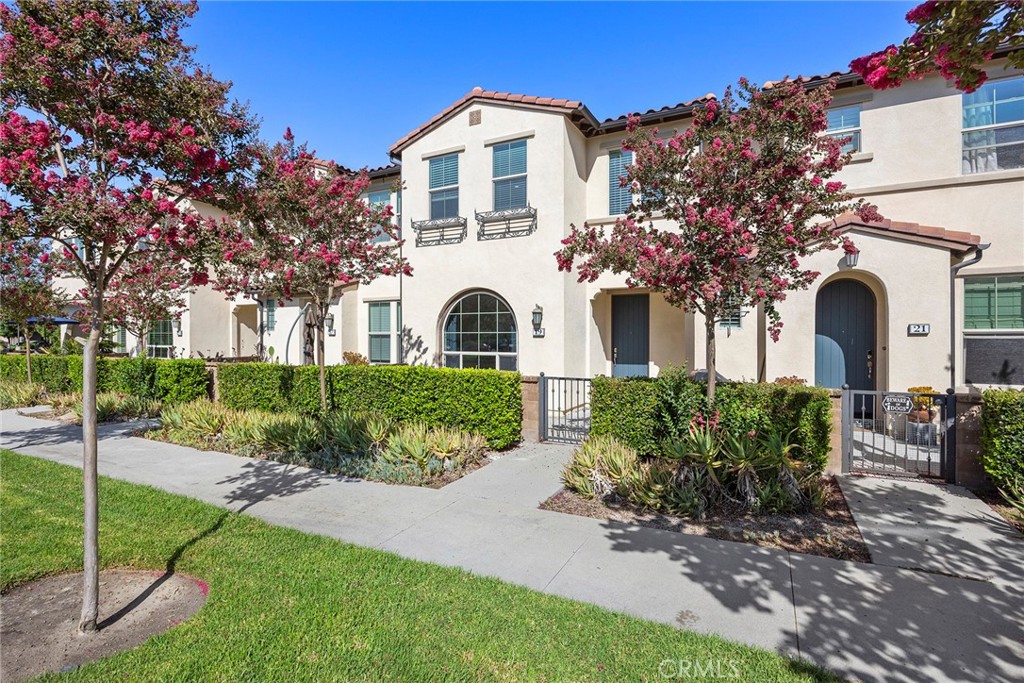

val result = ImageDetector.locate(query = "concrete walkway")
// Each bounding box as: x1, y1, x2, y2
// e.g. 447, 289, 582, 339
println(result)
2, 409, 1022, 683
839, 475, 1024, 589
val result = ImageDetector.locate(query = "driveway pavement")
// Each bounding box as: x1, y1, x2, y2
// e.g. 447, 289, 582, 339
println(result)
2, 409, 1022, 683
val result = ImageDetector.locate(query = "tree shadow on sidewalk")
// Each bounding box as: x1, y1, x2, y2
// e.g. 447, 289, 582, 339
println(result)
215, 459, 337, 513
599, 480, 1024, 683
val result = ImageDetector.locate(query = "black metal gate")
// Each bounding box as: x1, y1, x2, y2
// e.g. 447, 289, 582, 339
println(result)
841, 388, 956, 481
539, 374, 591, 444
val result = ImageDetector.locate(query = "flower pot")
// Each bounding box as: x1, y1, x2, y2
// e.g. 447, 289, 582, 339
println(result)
907, 407, 933, 423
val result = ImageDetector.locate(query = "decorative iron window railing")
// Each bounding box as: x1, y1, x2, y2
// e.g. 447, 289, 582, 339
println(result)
474, 205, 537, 241
411, 216, 467, 247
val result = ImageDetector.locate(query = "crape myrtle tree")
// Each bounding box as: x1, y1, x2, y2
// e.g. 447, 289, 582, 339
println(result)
104, 258, 192, 356
0, 237, 68, 381
0, 0, 254, 632
851, 1, 1023, 93
556, 78, 880, 403
216, 132, 410, 413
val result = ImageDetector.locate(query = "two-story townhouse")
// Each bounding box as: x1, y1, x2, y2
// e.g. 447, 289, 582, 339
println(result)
348, 54, 1020, 393
70, 53, 1022, 393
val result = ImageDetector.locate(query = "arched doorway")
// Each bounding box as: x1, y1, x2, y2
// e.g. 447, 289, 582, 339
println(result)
441, 291, 518, 370
815, 279, 876, 389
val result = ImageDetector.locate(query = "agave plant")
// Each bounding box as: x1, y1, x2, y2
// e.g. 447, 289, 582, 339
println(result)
722, 431, 762, 510
0, 381, 44, 409
759, 430, 806, 507
321, 411, 368, 454
662, 424, 725, 503
363, 413, 393, 455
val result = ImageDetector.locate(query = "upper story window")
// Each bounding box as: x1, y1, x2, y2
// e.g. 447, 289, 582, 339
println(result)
429, 154, 459, 220
368, 189, 392, 243
965, 275, 1024, 329
609, 149, 633, 215
826, 105, 862, 153
719, 304, 743, 329
962, 76, 1024, 174
492, 139, 527, 211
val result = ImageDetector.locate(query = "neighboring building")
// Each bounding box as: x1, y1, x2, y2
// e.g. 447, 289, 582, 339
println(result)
74, 54, 1024, 391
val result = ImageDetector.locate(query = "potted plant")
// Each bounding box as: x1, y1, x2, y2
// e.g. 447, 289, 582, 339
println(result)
906, 386, 938, 447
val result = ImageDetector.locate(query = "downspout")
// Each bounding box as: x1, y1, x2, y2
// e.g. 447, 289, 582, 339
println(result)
285, 302, 312, 366
949, 243, 989, 390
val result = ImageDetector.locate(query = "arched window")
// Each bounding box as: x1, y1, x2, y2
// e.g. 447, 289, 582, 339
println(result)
442, 292, 517, 370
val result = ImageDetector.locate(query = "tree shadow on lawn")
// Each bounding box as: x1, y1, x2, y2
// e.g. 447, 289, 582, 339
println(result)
599, 482, 1024, 683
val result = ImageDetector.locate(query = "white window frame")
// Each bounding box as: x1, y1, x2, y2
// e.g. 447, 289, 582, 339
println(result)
441, 292, 518, 371
368, 300, 401, 365
962, 75, 1024, 175
368, 188, 393, 243
147, 319, 174, 359
825, 105, 862, 153
428, 154, 459, 221
492, 139, 528, 212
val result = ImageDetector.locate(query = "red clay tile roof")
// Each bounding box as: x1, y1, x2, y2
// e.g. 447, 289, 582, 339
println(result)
830, 212, 983, 253
597, 93, 718, 133
389, 86, 600, 155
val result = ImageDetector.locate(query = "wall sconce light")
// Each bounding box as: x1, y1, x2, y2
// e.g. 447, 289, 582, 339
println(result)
324, 312, 336, 337
172, 319, 182, 337
845, 248, 860, 268
532, 305, 544, 338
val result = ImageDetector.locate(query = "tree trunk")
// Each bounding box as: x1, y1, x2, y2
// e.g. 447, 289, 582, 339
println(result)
79, 295, 102, 633
705, 315, 717, 405
316, 321, 327, 414
24, 325, 32, 384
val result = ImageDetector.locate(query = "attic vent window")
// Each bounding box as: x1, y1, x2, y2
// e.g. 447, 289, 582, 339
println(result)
469, 110, 482, 126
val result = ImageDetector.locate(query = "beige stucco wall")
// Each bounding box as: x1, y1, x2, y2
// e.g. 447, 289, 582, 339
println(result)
745, 231, 955, 392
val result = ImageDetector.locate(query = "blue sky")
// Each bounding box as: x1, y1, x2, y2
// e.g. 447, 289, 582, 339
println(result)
186, 1, 918, 169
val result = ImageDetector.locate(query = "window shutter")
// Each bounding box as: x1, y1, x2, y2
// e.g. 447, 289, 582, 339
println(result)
609, 150, 632, 215
429, 154, 458, 189
492, 140, 527, 178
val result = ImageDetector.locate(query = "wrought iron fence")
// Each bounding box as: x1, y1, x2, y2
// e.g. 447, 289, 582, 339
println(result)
539, 374, 591, 444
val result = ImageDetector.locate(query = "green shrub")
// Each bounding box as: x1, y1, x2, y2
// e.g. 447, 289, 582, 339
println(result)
0, 355, 71, 392
590, 376, 660, 456
980, 388, 1024, 493
218, 363, 294, 412
590, 372, 832, 473
156, 359, 210, 404
108, 357, 160, 399
290, 365, 521, 449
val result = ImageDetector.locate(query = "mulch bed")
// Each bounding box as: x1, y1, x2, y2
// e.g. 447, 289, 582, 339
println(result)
540, 476, 871, 562
0, 569, 206, 682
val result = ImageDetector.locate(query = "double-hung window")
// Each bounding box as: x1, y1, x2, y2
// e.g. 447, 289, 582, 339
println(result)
963, 274, 1024, 385
368, 301, 401, 364
147, 319, 174, 358
608, 149, 633, 215
368, 189, 392, 243
429, 154, 459, 220
106, 326, 127, 354
492, 139, 527, 211
962, 76, 1024, 174
826, 106, 862, 153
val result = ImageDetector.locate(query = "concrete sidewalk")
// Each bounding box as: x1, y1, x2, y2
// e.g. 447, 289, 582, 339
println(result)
839, 475, 1024, 589
2, 409, 1022, 683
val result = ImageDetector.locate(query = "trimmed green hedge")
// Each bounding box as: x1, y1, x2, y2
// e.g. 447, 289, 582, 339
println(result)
290, 365, 522, 449
591, 373, 833, 474
217, 363, 294, 412
0, 355, 209, 404
980, 388, 1024, 490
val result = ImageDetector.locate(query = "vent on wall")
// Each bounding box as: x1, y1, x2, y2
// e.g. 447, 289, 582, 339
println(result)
469, 109, 481, 126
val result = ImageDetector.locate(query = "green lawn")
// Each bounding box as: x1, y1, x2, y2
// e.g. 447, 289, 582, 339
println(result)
0, 450, 837, 682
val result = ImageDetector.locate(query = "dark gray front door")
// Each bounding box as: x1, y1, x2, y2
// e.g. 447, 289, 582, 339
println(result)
612, 294, 649, 377
815, 280, 875, 390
